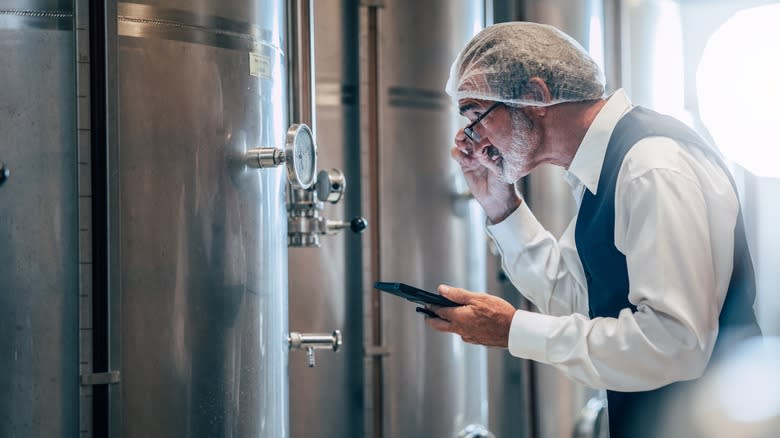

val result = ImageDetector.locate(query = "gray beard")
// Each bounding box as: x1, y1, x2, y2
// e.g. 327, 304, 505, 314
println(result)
499, 108, 536, 184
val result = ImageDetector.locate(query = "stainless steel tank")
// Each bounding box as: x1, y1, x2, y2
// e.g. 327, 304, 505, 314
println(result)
0, 2, 79, 436
366, 1, 490, 436
288, 1, 364, 437
111, 1, 289, 436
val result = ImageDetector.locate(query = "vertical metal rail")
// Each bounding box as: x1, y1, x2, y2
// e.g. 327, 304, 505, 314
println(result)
603, 0, 623, 91
75, 0, 95, 435
365, 4, 383, 438
286, 0, 320, 248
88, 0, 110, 431
77, 0, 112, 436
287, 0, 315, 131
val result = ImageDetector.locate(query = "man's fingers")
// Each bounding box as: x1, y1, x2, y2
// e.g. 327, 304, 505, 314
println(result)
474, 145, 502, 175
451, 147, 482, 172
425, 315, 453, 332
437, 284, 474, 304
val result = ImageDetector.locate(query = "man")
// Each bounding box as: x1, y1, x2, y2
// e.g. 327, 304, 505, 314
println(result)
424, 22, 761, 437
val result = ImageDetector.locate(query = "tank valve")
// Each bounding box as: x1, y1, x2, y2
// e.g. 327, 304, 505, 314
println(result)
0, 162, 9, 186
288, 330, 342, 368
326, 216, 368, 234
287, 168, 368, 246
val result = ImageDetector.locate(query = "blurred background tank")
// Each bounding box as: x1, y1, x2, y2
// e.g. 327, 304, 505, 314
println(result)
364, 0, 490, 437
0, 1, 79, 436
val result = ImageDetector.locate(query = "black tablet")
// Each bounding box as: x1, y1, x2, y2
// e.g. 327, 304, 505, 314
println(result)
373, 282, 459, 307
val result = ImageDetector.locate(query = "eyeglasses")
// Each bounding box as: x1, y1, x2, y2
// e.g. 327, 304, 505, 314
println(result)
463, 101, 502, 143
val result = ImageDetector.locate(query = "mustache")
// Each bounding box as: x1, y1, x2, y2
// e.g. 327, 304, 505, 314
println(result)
484, 145, 501, 160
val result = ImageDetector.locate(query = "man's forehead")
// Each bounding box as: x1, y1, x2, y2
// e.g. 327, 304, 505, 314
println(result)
458, 98, 492, 115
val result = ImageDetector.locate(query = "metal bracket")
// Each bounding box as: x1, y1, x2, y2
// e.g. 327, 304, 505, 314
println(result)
360, 0, 385, 7
364, 345, 391, 357
80, 371, 121, 386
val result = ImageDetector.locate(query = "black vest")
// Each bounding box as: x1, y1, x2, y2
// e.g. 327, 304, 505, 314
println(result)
574, 106, 761, 438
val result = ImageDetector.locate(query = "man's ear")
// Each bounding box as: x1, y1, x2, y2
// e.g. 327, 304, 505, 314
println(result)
524, 77, 552, 103
523, 77, 551, 119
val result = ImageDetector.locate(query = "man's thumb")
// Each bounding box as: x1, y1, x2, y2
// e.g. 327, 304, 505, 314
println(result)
438, 284, 470, 304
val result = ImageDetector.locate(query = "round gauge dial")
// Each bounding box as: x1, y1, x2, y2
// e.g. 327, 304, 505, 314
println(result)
284, 123, 317, 190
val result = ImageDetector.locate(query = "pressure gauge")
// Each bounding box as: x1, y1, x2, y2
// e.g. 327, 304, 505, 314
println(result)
284, 123, 317, 190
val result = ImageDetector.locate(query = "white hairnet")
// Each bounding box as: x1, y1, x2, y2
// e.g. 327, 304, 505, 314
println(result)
445, 22, 606, 107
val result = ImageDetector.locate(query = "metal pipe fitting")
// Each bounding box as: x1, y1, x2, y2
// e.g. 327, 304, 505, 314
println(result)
288, 330, 342, 367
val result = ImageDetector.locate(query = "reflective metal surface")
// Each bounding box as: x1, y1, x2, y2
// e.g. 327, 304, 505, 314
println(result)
375, 1, 488, 436
0, 1, 79, 435
112, 0, 289, 436
288, 1, 364, 437
0, 1, 73, 30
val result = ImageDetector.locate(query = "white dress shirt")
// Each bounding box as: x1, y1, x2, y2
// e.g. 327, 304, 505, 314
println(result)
486, 89, 739, 391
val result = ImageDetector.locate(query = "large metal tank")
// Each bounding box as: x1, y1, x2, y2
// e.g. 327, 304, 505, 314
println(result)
288, 1, 364, 438
365, 1, 490, 436
0, 2, 79, 436
111, 1, 289, 436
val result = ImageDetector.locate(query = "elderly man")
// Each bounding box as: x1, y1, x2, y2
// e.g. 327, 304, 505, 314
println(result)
425, 22, 761, 437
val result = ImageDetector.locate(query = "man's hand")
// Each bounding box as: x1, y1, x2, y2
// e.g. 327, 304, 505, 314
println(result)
452, 132, 521, 224
426, 285, 516, 348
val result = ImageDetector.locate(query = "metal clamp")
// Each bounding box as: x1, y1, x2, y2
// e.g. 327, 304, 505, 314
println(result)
364, 345, 391, 357
287, 181, 367, 246
288, 330, 342, 367
80, 371, 121, 386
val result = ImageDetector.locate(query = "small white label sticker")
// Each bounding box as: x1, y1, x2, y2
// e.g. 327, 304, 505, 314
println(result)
249, 53, 271, 78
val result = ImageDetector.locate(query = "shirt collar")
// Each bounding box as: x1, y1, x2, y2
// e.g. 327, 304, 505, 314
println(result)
565, 89, 633, 195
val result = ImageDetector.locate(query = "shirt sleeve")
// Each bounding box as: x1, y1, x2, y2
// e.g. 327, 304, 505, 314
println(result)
486, 201, 589, 317
501, 138, 738, 391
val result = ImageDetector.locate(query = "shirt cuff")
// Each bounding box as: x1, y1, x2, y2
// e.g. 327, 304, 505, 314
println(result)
507, 309, 560, 363
486, 201, 545, 248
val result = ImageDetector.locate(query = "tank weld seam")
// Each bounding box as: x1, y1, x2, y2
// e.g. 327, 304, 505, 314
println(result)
387, 86, 451, 109
0, 9, 73, 18
118, 14, 280, 50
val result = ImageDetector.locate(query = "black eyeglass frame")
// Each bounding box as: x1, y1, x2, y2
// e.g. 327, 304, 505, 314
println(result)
463, 101, 502, 143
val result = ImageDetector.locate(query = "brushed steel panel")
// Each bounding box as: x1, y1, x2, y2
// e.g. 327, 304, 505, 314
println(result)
113, 1, 289, 436
0, 24, 79, 437
118, 0, 284, 45
0, 0, 71, 11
